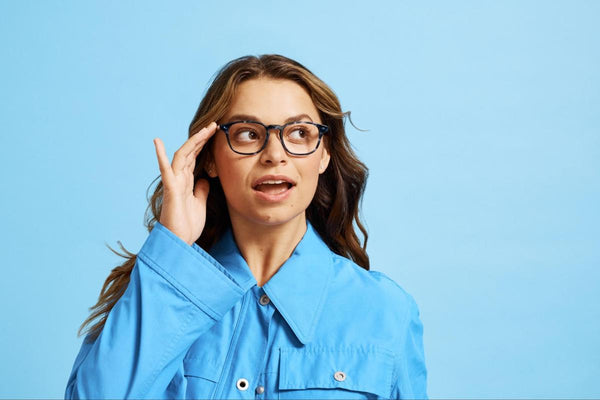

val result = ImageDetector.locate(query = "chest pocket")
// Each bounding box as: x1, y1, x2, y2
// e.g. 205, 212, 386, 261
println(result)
277, 345, 394, 399
183, 357, 220, 399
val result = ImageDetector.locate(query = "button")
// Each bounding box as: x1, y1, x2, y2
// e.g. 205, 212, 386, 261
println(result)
333, 371, 346, 382
255, 385, 265, 394
259, 294, 270, 305
236, 378, 249, 390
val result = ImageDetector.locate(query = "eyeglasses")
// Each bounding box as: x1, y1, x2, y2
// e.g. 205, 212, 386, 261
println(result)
217, 120, 329, 156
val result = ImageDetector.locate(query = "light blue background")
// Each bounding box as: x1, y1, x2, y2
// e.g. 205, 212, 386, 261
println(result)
1, 0, 598, 398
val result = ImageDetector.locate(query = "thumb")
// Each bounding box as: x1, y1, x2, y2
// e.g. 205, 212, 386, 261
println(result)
193, 178, 210, 200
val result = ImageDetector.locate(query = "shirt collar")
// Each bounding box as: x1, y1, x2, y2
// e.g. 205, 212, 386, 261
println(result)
208, 220, 334, 345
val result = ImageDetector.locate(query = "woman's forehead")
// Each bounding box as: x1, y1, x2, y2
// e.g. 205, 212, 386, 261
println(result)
223, 78, 321, 124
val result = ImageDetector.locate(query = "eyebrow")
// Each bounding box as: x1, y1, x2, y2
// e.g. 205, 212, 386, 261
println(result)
224, 113, 314, 124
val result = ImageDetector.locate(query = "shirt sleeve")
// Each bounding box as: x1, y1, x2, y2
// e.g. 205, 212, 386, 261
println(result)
389, 295, 428, 399
64, 221, 253, 399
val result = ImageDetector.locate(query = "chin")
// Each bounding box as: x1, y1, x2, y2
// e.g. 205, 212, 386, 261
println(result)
245, 208, 306, 227
226, 195, 309, 227
252, 213, 296, 225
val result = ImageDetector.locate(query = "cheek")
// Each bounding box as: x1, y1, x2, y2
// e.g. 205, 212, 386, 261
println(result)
217, 164, 245, 191
300, 161, 323, 191
213, 151, 245, 191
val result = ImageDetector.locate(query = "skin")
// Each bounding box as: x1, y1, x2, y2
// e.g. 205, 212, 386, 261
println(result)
154, 77, 330, 287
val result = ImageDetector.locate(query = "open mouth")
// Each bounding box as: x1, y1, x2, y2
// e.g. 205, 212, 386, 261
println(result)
253, 181, 294, 195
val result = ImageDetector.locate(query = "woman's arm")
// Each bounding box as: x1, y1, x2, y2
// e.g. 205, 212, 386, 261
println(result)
64, 221, 253, 399
389, 295, 428, 399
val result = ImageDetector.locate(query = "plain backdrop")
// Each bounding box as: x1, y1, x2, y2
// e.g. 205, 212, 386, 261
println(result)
1, 0, 598, 398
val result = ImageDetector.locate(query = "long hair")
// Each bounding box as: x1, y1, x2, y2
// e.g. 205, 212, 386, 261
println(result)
78, 54, 369, 341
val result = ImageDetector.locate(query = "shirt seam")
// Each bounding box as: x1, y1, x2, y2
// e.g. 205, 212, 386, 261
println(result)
389, 298, 414, 397
151, 223, 244, 292
138, 251, 225, 321
138, 306, 197, 398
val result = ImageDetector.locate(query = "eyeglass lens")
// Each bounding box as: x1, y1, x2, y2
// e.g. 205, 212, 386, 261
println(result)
227, 122, 320, 154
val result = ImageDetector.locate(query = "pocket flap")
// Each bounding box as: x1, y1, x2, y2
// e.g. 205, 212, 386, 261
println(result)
278, 345, 394, 398
183, 358, 221, 382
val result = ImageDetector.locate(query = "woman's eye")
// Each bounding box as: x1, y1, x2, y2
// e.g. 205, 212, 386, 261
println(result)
289, 129, 306, 139
235, 130, 258, 141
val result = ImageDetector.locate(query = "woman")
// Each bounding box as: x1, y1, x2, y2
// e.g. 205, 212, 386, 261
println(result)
65, 54, 427, 399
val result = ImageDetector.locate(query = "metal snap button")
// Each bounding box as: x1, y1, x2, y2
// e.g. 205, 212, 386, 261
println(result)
259, 294, 270, 305
236, 378, 249, 390
255, 385, 265, 394
334, 371, 346, 382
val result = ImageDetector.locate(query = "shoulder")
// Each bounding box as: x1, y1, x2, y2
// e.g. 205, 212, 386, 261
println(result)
329, 253, 420, 327
323, 254, 427, 397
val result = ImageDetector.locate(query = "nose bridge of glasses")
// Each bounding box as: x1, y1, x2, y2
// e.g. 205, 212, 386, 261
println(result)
265, 124, 284, 137
263, 124, 286, 145
260, 125, 292, 157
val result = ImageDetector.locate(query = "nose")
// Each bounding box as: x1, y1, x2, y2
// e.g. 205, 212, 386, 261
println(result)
259, 128, 288, 164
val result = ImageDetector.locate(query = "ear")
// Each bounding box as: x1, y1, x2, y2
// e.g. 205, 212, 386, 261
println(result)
205, 150, 218, 178
318, 139, 331, 174
206, 162, 218, 178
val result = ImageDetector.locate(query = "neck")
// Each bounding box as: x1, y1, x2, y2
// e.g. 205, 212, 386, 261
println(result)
228, 211, 308, 287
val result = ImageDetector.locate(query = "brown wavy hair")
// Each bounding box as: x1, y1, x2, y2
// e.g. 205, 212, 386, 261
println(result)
78, 54, 370, 341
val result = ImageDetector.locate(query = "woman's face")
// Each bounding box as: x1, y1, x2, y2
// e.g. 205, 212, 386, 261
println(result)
208, 77, 330, 227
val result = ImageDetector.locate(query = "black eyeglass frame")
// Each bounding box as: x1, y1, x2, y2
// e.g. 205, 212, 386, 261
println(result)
217, 120, 329, 156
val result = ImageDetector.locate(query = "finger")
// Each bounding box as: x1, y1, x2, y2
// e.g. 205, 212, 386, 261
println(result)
153, 138, 174, 182
189, 121, 218, 160
173, 122, 218, 173
185, 121, 218, 158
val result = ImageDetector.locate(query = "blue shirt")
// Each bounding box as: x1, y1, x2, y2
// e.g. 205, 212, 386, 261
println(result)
65, 220, 427, 399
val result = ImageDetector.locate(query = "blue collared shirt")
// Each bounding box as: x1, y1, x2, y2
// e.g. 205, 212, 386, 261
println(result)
65, 220, 427, 399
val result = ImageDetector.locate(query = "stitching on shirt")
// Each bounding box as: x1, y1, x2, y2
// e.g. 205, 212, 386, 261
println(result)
265, 285, 306, 343
138, 306, 197, 397
307, 251, 334, 341
138, 225, 245, 317
280, 346, 394, 355
354, 269, 416, 398
149, 223, 243, 292
264, 252, 334, 344
212, 293, 249, 400
278, 346, 394, 396
191, 242, 240, 284
252, 305, 276, 385
138, 252, 221, 321
388, 297, 414, 397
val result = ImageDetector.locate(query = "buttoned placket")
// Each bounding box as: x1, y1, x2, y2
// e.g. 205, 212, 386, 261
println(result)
253, 286, 276, 399
215, 285, 276, 399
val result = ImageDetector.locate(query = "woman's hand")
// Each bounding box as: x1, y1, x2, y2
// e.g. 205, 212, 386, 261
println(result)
153, 121, 218, 246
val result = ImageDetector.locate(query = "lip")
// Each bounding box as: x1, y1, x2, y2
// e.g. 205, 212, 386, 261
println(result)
252, 174, 296, 203
253, 184, 295, 202
252, 174, 297, 189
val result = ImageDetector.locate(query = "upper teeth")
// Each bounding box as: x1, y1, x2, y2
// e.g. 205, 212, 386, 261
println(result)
260, 180, 286, 185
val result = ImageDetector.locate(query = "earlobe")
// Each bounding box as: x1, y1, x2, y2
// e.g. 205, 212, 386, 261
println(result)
206, 161, 218, 178
319, 146, 331, 174
205, 145, 218, 177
